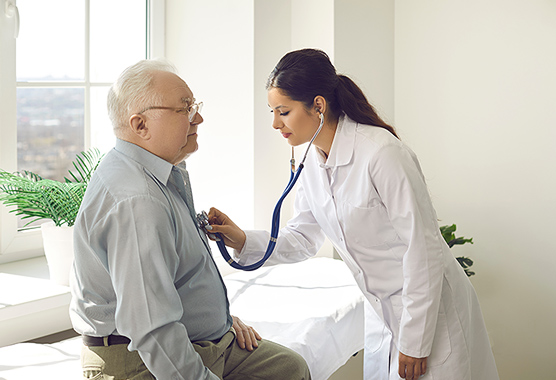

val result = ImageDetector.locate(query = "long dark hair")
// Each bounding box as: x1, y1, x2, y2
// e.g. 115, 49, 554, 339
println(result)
266, 48, 398, 138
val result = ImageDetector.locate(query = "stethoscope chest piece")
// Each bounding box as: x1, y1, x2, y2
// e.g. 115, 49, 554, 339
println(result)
200, 112, 325, 271
196, 211, 220, 241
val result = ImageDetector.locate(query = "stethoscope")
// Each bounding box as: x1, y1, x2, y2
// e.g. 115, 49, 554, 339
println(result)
197, 112, 325, 271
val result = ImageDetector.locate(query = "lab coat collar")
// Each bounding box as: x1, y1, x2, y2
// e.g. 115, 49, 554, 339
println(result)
318, 114, 356, 169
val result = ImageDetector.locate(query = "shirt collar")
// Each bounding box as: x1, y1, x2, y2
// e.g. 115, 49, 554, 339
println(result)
115, 139, 177, 185
318, 114, 356, 169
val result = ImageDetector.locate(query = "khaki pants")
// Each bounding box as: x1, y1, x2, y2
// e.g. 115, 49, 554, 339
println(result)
81, 329, 311, 380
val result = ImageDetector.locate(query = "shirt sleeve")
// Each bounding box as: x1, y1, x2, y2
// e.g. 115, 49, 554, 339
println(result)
237, 180, 326, 266
369, 143, 446, 359
97, 195, 219, 380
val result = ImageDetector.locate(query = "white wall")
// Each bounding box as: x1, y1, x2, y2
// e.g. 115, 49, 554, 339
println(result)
334, 0, 394, 123
253, 0, 336, 258
253, 0, 295, 234
395, 1, 556, 379
166, 0, 340, 274
165, 0, 255, 273
165, 0, 555, 378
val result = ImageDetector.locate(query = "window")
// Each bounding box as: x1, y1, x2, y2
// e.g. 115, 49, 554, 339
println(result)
0, 0, 165, 262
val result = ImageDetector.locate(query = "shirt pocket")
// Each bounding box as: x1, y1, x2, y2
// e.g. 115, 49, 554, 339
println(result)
339, 201, 397, 248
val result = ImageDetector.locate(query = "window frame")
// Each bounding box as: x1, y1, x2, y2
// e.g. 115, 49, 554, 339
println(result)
0, 0, 165, 263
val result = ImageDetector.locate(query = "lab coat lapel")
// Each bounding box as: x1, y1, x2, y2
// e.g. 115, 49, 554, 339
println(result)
314, 116, 358, 260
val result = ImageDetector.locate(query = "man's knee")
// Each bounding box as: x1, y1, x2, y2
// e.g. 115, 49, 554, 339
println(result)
276, 348, 311, 380
225, 338, 311, 380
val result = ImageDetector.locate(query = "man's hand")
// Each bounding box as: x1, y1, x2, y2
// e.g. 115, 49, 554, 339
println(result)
207, 207, 246, 251
232, 316, 262, 351
399, 351, 427, 379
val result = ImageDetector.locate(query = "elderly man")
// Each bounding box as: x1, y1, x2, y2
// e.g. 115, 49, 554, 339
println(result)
69, 59, 311, 380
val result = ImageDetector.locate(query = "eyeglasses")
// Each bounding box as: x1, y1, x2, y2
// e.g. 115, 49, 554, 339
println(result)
138, 101, 203, 122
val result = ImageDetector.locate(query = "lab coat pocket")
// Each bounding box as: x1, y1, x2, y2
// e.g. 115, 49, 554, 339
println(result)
390, 294, 403, 325
428, 303, 452, 367
340, 201, 397, 248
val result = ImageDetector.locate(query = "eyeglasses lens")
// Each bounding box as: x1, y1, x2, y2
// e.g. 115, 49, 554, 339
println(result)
188, 102, 203, 122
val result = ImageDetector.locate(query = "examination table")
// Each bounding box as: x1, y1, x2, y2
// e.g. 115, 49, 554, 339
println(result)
0, 257, 365, 380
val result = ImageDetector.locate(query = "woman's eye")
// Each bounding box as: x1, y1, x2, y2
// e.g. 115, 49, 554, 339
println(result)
269, 109, 289, 116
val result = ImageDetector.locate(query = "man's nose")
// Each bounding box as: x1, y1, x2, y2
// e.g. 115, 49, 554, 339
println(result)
191, 112, 204, 125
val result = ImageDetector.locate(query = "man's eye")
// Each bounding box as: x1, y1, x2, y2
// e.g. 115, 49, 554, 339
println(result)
279, 111, 290, 116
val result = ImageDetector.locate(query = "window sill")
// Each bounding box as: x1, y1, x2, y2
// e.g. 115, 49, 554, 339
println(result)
0, 256, 72, 347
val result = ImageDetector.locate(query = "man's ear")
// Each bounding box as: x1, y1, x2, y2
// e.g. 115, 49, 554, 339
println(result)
129, 114, 150, 140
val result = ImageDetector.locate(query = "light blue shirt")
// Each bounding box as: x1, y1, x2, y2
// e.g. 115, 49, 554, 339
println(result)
70, 139, 231, 380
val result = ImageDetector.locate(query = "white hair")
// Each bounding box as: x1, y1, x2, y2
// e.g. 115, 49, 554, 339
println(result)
107, 59, 178, 135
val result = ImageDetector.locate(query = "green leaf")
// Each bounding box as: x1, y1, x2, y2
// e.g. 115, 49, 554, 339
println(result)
0, 148, 103, 227
450, 237, 473, 246
440, 224, 456, 246
456, 256, 474, 269
440, 224, 476, 277
66, 148, 103, 183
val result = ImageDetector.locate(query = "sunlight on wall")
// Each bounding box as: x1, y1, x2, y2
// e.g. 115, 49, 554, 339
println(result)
395, 1, 556, 378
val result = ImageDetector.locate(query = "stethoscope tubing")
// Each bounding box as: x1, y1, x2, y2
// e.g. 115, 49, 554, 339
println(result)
214, 164, 304, 271
209, 113, 324, 271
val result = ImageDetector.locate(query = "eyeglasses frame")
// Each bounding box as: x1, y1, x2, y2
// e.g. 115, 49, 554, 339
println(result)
138, 101, 203, 122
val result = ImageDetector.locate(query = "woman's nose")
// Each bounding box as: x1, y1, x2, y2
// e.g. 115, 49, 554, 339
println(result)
272, 114, 283, 129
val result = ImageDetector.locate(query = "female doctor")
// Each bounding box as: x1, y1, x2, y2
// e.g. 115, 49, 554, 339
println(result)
208, 49, 499, 380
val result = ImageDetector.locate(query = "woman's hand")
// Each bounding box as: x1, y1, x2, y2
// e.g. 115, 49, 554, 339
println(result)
232, 316, 262, 351
207, 207, 247, 251
399, 351, 427, 379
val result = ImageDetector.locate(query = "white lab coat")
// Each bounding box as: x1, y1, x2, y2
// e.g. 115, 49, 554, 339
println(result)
239, 116, 499, 380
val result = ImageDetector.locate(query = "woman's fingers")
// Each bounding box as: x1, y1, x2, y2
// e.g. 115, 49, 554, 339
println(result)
398, 351, 427, 379
207, 207, 246, 250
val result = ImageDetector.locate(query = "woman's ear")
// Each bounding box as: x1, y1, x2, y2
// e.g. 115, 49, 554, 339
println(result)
313, 95, 327, 116
129, 114, 150, 140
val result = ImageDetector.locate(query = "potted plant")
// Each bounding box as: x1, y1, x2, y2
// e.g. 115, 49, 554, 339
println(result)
440, 224, 475, 277
0, 148, 103, 285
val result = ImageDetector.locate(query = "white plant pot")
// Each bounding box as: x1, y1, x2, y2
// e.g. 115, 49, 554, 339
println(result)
41, 221, 74, 286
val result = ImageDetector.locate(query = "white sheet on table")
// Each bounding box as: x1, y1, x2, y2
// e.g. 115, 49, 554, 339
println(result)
224, 257, 365, 380
0, 258, 364, 380
0, 336, 81, 380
